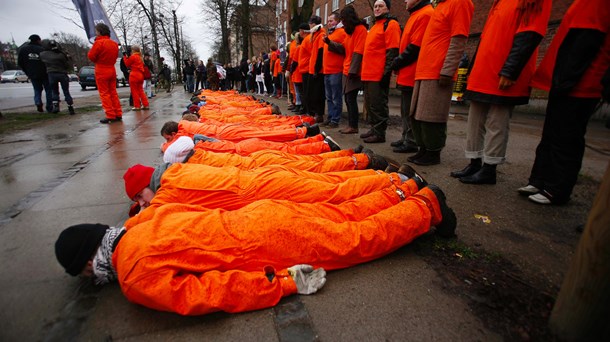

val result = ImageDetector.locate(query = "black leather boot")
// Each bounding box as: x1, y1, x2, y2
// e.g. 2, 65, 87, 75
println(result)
450, 158, 482, 178
407, 148, 426, 163
411, 150, 440, 166
459, 163, 497, 184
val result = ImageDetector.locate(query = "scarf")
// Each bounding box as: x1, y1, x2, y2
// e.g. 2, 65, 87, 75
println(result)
92, 226, 125, 285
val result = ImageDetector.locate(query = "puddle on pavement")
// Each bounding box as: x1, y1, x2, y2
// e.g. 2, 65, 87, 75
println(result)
49, 147, 78, 155
45, 133, 70, 141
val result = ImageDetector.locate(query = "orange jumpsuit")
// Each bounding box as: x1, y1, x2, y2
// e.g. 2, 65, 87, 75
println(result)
124, 52, 149, 108
186, 148, 370, 172
88, 35, 122, 120
178, 120, 308, 142
193, 135, 332, 156
125, 163, 416, 219
114, 184, 442, 315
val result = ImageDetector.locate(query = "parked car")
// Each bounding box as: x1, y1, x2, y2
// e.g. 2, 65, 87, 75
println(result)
78, 62, 126, 90
1, 70, 29, 83
68, 74, 79, 82
78, 66, 96, 90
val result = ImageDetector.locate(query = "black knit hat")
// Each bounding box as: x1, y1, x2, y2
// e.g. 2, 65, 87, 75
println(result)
28, 34, 41, 43
299, 23, 310, 31
55, 224, 109, 276
309, 16, 322, 25
380, 0, 391, 9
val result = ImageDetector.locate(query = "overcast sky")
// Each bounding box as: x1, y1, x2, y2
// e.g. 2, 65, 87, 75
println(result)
0, 0, 213, 64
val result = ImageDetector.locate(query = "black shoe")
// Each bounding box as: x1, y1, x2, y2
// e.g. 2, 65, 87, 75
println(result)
362, 135, 386, 143
384, 164, 400, 173
100, 118, 113, 124
407, 148, 426, 163
36, 104, 43, 112
326, 122, 339, 128
52, 102, 60, 113
393, 143, 419, 153
287, 105, 296, 110
306, 124, 320, 137
459, 164, 496, 184
315, 115, 324, 123
397, 163, 428, 187
411, 150, 440, 166
427, 184, 457, 238
450, 159, 482, 178
68, 105, 75, 115
324, 135, 342, 151
353, 144, 364, 154
390, 139, 404, 147
363, 148, 389, 170
360, 130, 374, 139
114, 116, 122, 121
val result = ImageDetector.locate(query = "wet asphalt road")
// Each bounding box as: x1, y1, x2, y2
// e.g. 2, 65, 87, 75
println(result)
0, 88, 608, 341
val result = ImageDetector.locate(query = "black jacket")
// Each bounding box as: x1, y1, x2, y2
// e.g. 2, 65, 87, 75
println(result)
17, 43, 47, 80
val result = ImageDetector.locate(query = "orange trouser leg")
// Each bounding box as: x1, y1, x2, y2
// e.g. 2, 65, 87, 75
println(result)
151, 164, 406, 210
130, 77, 148, 108
97, 75, 120, 119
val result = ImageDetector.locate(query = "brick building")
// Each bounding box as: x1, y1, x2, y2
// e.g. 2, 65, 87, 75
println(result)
275, 0, 574, 63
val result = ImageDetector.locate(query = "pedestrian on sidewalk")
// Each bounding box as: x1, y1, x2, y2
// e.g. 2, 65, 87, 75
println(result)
88, 23, 123, 124
40, 39, 76, 115
359, 0, 401, 144
322, 11, 347, 128
390, 0, 433, 153
408, 0, 474, 165
123, 45, 149, 111
451, 0, 551, 184
519, 0, 610, 205
339, 5, 367, 135
17, 34, 52, 113
143, 53, 154, 98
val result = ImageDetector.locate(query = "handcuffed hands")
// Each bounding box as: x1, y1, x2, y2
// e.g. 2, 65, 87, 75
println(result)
287, 264, 326, 295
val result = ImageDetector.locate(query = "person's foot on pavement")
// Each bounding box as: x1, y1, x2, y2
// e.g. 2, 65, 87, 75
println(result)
339, 127, 358, 134
390, 139, 404, 147
360, 130, 374, 139
427, 184, 457, 238
393, 143, 419, 153
517, 184, 539, 196
36, 104, 44, 112
363, 148, 389, 170
306, 124, 320, 137
68, 105, 75, 115
450, 158, 482, 178
353, 144, 364, 153
324, 135, 342, 151
459, 164, 496, 185
363, 134, 386, 143
397, 163, 428, 186
411, 150, 440, 166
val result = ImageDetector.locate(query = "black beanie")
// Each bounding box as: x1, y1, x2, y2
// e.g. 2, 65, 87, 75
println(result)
382, 0, 391, 9
55, 224, 109, 276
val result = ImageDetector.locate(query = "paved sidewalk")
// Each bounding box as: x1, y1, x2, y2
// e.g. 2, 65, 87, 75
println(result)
0, 89, 608, 341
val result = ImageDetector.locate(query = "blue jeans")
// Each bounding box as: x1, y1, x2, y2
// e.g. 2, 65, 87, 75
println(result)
48, 72, 73, 105
186, 75, 195, 92
324, 73, 343, 123
31, 78, 53, 111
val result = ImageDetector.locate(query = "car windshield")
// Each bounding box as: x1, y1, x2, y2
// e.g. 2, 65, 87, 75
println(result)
80, 68, 95, 75
2, 71, 17, 76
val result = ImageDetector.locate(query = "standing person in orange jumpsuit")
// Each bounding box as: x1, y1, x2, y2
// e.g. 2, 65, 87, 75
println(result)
359, 0, 401, 144
339, 5, 368, 135
519, 0, 610, 205
308, 16, 327, 123
409, 0, 474, 165
273, 53, 282, 98
55, 182, 455, 315
123, 45, 150, 111
390, 0, 433, 153
322, 11, 347, 128
451, 0, 551, 184
88, 23, 123, 124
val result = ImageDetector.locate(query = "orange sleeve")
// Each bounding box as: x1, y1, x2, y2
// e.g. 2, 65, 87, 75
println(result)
385, 20, 401, 49
120, 265, 297, 315
353, 25, 367, 54
449, 0, 474, 37
87, 41, 100, 63
516, 0, 552, 35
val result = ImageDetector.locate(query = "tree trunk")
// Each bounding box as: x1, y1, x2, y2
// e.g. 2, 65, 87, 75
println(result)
549, 162, 610, 341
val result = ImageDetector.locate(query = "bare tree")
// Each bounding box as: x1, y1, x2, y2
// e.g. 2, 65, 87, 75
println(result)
201, 0, 236, 63
289, 0, 314, 34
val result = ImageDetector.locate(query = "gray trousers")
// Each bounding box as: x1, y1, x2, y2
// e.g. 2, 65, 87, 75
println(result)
465, 101, 513, 165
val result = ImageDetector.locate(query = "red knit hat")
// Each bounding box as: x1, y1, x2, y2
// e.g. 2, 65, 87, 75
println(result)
123, 164, 155, 200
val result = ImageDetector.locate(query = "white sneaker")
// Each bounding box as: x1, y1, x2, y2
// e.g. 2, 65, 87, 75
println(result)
528, 193, 551, 205
518, 184, 539, 196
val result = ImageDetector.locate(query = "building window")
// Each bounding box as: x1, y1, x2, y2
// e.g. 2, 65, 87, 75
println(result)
324, 3, 328, 24
346, 0, 354, 4
298, 0, 304, 7
332, 0, 339, 11
284, 0, 287, 12
315, 7, 320, 17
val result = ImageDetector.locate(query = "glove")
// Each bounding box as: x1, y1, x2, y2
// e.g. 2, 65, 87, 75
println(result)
287, 264, 326, 295
438, 75, 453, 88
